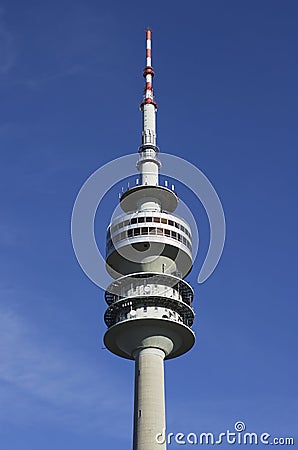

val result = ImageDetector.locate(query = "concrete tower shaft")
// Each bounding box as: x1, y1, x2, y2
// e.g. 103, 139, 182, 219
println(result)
133, 348, 166, 450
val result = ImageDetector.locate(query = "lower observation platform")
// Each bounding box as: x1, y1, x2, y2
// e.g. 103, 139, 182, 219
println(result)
104, 317, 195, 360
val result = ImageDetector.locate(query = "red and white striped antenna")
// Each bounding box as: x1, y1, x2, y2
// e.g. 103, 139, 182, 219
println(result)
141, 28, 157, 108
138, 29, 159, 161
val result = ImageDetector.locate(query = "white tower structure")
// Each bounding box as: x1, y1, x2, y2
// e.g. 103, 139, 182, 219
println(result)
104, 29, 195, 450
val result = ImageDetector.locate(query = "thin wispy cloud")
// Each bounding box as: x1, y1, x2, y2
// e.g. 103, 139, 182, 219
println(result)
0, 303, 131, 435
19, 63, 88, 91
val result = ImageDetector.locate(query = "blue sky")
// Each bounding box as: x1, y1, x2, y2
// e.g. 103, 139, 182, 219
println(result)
0, 0, 297, 448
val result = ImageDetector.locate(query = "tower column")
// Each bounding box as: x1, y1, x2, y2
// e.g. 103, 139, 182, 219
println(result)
133, 347, 167, 450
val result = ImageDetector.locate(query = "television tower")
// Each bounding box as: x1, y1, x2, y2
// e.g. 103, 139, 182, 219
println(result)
104, 29, 195, 450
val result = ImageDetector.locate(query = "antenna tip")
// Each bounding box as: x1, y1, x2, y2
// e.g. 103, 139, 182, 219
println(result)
146, 28, 152, 40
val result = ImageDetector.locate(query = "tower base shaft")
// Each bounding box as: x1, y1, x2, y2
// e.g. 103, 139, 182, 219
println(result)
133, 347, 166, 450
